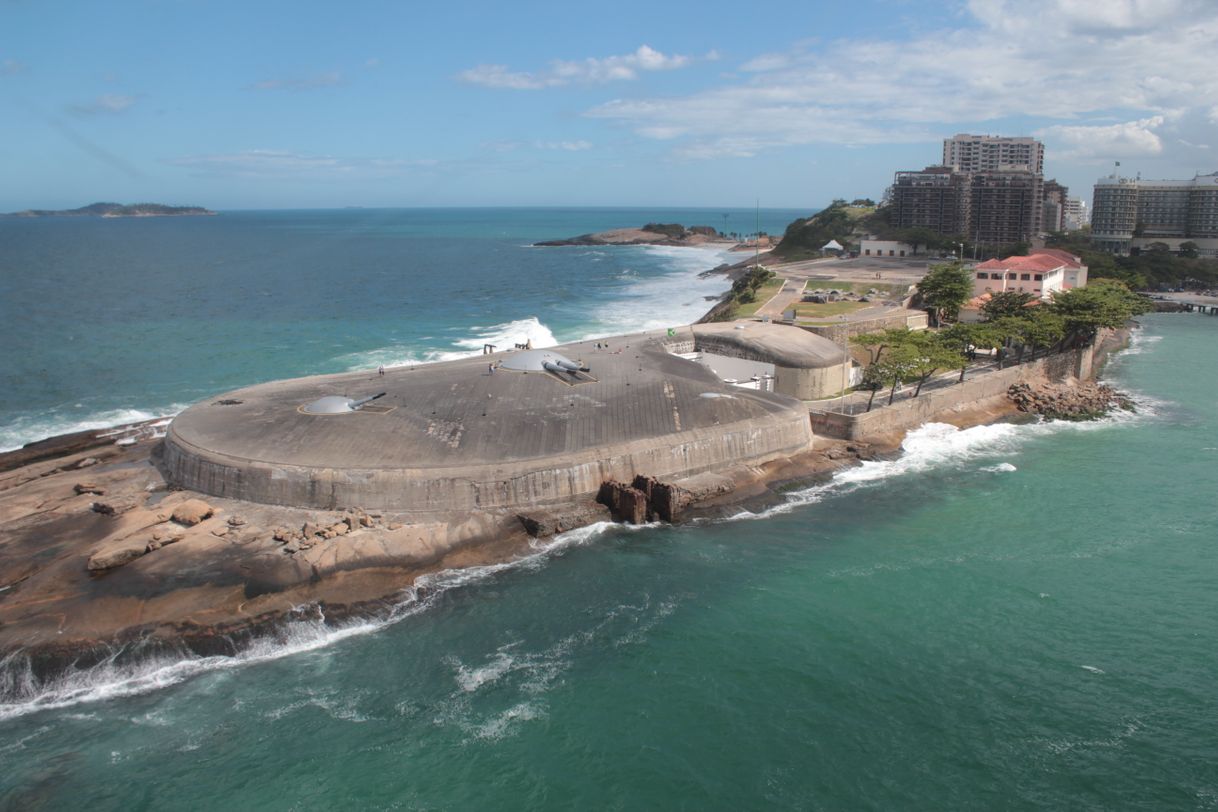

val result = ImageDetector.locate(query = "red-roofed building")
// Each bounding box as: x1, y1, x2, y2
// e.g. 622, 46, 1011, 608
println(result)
971, 250, 1087, 300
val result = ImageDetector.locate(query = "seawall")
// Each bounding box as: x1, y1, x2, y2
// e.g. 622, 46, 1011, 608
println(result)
811, 338, 1102, 442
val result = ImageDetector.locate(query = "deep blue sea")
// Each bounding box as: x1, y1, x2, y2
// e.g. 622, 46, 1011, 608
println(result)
2, 210, 1217, 810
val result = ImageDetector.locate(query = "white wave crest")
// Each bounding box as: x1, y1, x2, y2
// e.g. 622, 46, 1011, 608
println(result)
980, 462, 1018, 473
0, 518, 620, 722
0, 405, 189, 453
340, 316, 558, 371
578, 245, 734, 339
731, 407, 1150, 522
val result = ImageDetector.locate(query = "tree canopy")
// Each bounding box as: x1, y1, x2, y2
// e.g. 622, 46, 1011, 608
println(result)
1049, 280, 1152, 343
916, 261, 974, 325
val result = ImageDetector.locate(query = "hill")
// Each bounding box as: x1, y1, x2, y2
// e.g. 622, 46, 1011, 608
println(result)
770, 202, 889, 260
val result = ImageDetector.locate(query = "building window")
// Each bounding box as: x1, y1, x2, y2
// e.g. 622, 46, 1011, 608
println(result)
1034, 274, 1043, 281
976, 272, 986, 279
1007, 272, 1017, 280
1020, 273, 1031, 281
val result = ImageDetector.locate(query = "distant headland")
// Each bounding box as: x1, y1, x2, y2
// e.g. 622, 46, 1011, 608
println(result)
535, 222, 729, 248
7, 202, 216, 218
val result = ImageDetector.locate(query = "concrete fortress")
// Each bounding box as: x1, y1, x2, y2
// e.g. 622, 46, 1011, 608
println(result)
163, 325, 849, 512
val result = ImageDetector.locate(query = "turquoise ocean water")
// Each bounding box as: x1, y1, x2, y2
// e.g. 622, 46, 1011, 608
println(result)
2, 211, 1217, 809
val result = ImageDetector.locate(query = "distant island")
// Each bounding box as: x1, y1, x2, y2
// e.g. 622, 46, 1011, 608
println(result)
8, 202, 216, 218
535, 222, 728, 248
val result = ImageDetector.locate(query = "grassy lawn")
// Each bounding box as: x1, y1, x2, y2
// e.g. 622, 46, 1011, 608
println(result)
731, 279, 787, 318
803, 280, 908, 298
790, 300, 869, 319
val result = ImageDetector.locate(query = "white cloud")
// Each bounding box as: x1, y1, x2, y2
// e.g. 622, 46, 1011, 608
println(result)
535, 140, 593, 151
458, 45, 691, 89
68, 94, 137, 115
172, 150, 436, 178
1, 58, 26, 76
1035, 116, 1165, 161
251, 72, 343, 91
584, 1, 1218, 161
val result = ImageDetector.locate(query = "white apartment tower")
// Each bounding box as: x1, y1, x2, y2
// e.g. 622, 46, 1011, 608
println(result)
943, 134, 1045, 175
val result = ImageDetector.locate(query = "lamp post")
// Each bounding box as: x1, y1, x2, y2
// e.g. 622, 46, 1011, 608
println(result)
955, 242, 963, 261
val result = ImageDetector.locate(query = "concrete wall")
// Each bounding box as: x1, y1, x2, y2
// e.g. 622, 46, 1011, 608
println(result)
810, 344, 1094, 441
773, 364, 851, 400
663, 328, 849, 399
796, 310, 928, 345
163, 410, 814, 514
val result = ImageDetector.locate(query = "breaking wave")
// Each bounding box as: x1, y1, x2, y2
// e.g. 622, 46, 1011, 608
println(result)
0, 405, 189, 454
0, 521, 620, 722
339, 316, 558, 370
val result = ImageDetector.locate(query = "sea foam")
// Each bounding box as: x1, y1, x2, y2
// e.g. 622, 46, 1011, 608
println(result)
0, 519, 621, 721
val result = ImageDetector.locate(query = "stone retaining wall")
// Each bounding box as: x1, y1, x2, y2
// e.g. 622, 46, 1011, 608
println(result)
810, 342, 1096, 441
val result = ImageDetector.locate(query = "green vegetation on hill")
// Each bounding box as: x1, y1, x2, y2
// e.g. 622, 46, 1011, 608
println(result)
771, 201, 884, 259
705, 266, 779, 321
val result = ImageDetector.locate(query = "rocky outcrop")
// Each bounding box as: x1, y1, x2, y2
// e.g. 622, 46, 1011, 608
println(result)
517, 501, 611, 538
1007, 382, 1135, 420
535, 225, 725, 248
172, 499, 215, 525
597, 475, 693, 524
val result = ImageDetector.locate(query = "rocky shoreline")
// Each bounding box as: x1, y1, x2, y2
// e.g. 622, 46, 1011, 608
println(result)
0, 419, 884, 689
1007, 381, 1136, 420
0, 322, 1137, 694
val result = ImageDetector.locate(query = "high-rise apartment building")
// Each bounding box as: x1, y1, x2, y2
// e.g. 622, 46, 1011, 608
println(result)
968, 170, 1043, 245
1063, 198, 1088, 230
1091, 172, 1218, 254
1042, 179, 1068, 233
888, 166, 970, 235
943, 134, 1045, 175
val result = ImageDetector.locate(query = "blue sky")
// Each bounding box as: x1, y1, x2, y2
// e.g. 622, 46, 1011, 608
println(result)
2, 0, 1215, 210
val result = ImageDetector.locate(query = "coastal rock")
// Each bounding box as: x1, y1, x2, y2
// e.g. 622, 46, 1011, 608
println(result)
91, 499, 137, 516
597, 481, 650, 524
74, 482, 105, 496
517, 501, 611, 538
631, 475, 690, 522
1007, 382, 1135, 420
172, 499, 214, 526
87, 537, 149, 571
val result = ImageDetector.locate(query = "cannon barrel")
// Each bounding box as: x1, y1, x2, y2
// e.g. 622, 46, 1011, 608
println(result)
350, 392, 387, 410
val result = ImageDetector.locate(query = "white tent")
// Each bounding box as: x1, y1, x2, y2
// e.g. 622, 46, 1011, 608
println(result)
821, 239, 844, 252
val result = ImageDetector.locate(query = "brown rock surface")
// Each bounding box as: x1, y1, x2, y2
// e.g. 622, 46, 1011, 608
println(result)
172, 498, 215, 525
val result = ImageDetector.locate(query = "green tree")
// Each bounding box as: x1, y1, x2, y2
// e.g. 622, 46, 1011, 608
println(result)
1050, 280, 1153, 345
1179, 241, 1200, 259
981, 290, 1037, 321
850, 327, 922, 365
1021, 309, 1066, 359
939, 322, 1001, 381
916, 261, 975, 326
904, 332, 966, 396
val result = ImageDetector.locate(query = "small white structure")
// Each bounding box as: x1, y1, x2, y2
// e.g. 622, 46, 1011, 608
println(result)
859, 239, 916, 257
821, 239, 844, 255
